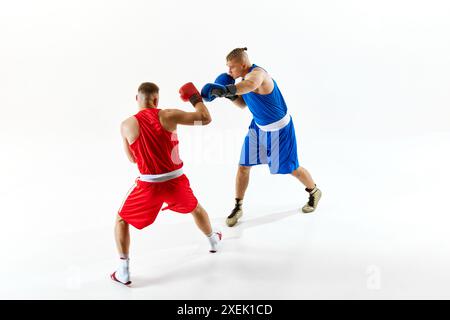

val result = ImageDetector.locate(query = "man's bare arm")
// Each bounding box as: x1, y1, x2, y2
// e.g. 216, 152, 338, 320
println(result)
120, 117, 139, 163
231, 95, 247, 109
159, 101, 212, 131
121, 137, 136, 163
234, 68, 265, 95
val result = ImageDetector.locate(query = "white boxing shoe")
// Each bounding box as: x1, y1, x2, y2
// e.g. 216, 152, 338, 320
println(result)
208, 231, 222, 253
110, 258, 132, 286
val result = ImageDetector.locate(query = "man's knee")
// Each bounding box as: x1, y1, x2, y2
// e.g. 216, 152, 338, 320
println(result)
291, 166, 302, 177
116, 215, 128, 226
190, 203, 200, 215
238, 165, 252, 174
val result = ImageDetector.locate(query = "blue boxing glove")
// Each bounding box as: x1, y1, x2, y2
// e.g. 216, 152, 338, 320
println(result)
201, 83, 219, 102
214, 73, 238, 101
201, 74, 238, 102
215, 73, 235, 86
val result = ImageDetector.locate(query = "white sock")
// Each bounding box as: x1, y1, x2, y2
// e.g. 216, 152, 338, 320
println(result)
115, 258, 130, 283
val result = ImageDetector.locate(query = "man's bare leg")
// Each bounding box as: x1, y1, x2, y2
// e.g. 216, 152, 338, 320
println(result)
226, 165, 251, 227
191, 203, 212, 235
236, 165, 251, 200
191, 203, 222, 252
115, 215, 130, 257
291, 166, 315, 189
291, 166, 322, 213
111, 215, 131, 285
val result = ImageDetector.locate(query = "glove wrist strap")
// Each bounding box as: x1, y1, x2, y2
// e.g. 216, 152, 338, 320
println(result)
189, 93, 203, 107
225, 84, 237, 96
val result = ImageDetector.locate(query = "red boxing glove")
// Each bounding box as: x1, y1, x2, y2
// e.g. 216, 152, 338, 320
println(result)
179, 82, 203, 106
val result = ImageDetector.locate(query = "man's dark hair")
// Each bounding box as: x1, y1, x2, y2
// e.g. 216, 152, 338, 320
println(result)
226, 47, 248, 62
138, 82, 159, 99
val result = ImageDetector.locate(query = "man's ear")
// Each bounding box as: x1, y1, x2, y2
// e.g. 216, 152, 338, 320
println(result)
136, 94, 138, 101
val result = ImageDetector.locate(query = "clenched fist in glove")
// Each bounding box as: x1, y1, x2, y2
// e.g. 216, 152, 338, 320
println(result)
201, 74, 238, 102
179, 82, 203, 107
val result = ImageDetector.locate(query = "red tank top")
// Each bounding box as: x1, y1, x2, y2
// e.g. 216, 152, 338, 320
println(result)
130, 108, 183, 174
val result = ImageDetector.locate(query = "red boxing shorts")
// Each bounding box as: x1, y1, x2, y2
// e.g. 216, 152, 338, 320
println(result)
118, 174, 198, 230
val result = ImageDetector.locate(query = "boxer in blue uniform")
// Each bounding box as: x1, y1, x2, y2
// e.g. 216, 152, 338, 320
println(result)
202, 48, 322, 227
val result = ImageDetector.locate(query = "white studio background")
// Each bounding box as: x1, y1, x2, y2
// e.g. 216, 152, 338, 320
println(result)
1, 0, 450, 299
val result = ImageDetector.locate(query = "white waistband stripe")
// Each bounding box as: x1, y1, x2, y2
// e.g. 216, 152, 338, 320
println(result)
140, 168, 184, 183
255, 113, 291, 132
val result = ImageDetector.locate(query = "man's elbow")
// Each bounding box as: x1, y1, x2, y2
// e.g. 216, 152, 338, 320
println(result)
233, 99, 246, 109
199, 111, 212, 125
201, 115, 212, 125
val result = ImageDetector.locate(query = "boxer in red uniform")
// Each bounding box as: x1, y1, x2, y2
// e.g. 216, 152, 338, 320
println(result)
111, 82, 222, 286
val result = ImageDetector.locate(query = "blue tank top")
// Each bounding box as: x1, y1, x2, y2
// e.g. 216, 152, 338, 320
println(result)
241, 64, 288, 126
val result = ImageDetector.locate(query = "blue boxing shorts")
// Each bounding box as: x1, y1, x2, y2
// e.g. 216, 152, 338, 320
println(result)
239, 114, 299, 174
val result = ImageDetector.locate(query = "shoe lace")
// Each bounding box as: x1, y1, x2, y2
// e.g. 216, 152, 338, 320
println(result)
229, 205, 241, 218
308, 192, 315, 206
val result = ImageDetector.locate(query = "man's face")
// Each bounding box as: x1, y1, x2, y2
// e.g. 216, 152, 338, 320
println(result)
226, 59, 245, 79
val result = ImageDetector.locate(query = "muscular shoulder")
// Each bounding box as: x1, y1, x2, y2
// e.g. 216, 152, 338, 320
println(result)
121, 116, 139, 139
245, 67, 268, 83
159, 108, 176, 118
159, 108, 177, 124
158, 109, 179, 132
252, 66, 267, 74
253, 67, 272, 81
